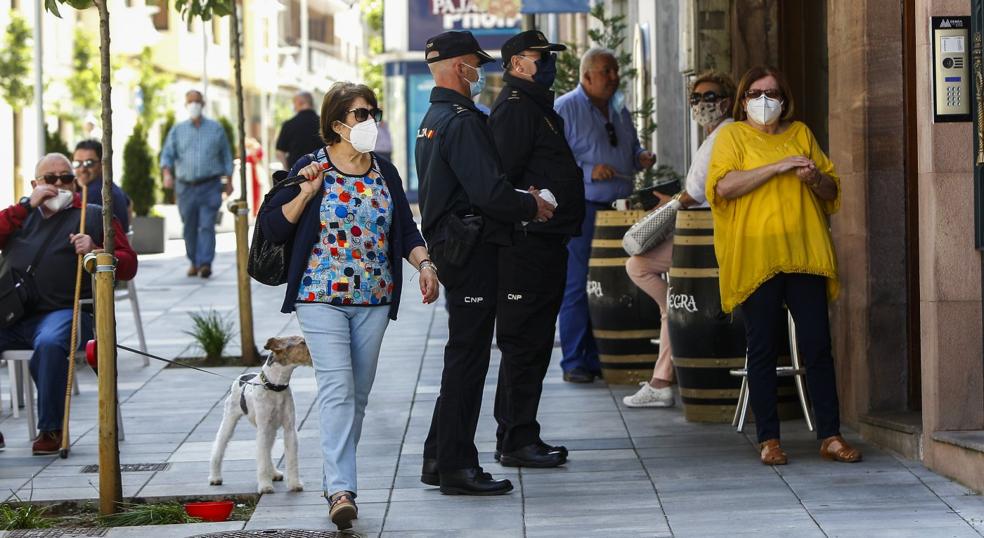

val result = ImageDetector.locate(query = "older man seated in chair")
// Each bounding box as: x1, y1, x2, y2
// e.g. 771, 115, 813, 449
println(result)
0, 154, 137, 455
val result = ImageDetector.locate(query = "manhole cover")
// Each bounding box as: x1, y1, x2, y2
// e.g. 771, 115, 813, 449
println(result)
7, 529, 109, 538
192, 529, 346, 538
81, 463, 170, 473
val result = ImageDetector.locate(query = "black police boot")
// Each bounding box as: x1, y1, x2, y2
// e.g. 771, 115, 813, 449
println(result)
538, 440, 568, 460
499, 443, 567, 468
420, 458, 439, 486
439, 468, 513, 496
563, 367, 595, 383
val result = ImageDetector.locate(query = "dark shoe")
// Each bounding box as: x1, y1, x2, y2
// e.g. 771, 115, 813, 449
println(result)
420, 458, 439, 486
199, 265, 212, 279
439, 468, 513, 496
0, 431, 5, 450
499, 443, 567, 468
495, 441, 567, 462
563, 367, 595, 383
328, 491, 357, 530
186, 265, 199, 277
32, 431, 61, 456
422, 459, 493, 486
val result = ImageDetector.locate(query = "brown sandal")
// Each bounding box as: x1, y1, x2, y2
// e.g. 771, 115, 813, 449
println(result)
328, 491, 358, 530
820, 435, 862, 463
760, 439, 788, 465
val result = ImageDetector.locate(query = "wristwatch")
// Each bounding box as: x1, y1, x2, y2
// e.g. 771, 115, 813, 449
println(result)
18, 196, 31, 211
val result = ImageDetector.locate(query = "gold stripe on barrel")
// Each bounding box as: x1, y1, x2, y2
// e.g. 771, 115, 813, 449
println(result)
589, 257, 630, 267
672, 357, 746, 368
595, 210, 647, 226
591, 239, 625, 248
673, 235, 715, 245
683, 405, 739, 423
680, 387, 741, 399
593, 329, 660, 339
599, 353, 659, 363
668, 267, 719, 278
675, 212, 714, 229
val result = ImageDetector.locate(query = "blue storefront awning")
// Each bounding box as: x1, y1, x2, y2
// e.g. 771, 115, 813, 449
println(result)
521, 0, 590, 14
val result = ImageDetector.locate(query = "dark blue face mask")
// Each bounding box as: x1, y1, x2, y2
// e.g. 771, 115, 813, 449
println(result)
533, 53, 557, 89
519, 53, 557, 89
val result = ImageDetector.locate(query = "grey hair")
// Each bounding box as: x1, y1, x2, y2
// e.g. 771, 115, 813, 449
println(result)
580, 47, 616, 78
295, 91, 314, 108
35, 153, 72, 177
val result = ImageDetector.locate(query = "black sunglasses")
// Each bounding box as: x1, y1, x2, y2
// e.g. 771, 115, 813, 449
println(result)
37, 173, 76, 185
690, 91, 725, 105
605, 122, 618, 147
72, 159, 98, 169
745, 88, 783, 100
348, 107, 383, 123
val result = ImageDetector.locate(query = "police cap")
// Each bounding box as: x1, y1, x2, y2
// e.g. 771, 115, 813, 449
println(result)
501, 30, 566, 68
425, 31, 495, 65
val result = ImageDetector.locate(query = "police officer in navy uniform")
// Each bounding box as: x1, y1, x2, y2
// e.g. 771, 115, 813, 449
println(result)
488, 30, 585, 469
416, 30, 556, 496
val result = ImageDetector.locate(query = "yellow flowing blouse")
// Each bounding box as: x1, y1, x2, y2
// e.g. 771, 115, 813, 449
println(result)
705, 121, 840, 313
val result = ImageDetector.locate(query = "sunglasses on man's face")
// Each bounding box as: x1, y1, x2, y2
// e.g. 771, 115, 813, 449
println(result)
690, 91, 725, 105
745, 88, 783, 100
348, 107, 383, 123
605, 122, 618, 147
72, 159, 98, 170
37, 173, 76, 185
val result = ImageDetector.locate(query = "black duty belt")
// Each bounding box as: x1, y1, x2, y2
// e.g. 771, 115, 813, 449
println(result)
181, 175, 222, 186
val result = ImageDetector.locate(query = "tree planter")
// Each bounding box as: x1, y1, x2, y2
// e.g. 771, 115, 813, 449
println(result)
130, 215, 166, 254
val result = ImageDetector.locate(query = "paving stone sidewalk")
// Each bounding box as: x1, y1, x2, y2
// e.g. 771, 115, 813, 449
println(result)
1, 233, 983, 537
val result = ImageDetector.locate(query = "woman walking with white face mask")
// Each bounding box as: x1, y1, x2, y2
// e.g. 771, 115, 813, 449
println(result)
258, 82, 439, 530
706, 66, 861, 467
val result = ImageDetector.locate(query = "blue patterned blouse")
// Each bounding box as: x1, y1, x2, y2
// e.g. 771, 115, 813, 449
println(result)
296, 154, 394, 306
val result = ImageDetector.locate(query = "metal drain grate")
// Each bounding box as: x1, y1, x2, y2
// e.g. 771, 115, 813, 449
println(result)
80, 463, 170, 473
8, 529, 109, 538
192, 529, 348, 538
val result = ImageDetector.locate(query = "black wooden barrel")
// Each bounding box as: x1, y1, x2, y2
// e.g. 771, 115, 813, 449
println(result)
587, 210, 662, 385
668, 209, 801, 422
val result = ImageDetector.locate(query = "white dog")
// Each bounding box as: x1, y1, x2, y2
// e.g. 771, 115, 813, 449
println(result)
208, 336, 312, 493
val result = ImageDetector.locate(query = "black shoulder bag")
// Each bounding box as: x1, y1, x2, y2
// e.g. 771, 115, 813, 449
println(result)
0, 211, 70, 328
248, 154, 331, 286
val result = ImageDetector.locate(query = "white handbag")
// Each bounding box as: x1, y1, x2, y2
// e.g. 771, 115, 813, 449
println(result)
622, 199, 682, 256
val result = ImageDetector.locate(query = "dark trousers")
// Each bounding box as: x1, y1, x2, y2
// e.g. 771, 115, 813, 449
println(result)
176, 178, 223, 268
494, 233, 568, 453
739, 273, 841, 443
0, 310, 93, 432
424, 241, 499, 472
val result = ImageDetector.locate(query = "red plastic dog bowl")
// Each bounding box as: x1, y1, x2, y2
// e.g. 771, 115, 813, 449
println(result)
184, 500, 234, 522
85, 340, 98, 372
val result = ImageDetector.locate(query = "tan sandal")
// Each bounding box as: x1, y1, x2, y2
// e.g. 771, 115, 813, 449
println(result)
328, 491, 357, 530
760, 439, 788, 465
820, 435, 862, 463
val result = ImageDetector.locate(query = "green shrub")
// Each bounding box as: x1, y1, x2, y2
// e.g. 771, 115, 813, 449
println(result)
185, 309, 235, 361
121, 122, 156, 217
159, 111, 175, 204
45, 129, 70, 158
0, 503, 54, 530
99, 502, 201, 527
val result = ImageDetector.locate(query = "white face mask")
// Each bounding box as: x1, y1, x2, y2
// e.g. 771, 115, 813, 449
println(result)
186, 102, 203, 119
338, 119, 378, 154
43, 189, 74, 213
745, 94, 782, 125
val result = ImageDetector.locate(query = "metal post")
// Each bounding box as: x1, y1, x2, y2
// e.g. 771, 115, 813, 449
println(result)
230, 0, 257, 364
33, 0, 44, 159
202, 15, 208, 101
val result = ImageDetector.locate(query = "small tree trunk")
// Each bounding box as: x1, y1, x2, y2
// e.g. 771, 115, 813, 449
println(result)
12, 110, 22, 200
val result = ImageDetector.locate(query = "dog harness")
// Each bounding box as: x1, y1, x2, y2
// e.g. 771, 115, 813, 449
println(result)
237, 371, 290, 415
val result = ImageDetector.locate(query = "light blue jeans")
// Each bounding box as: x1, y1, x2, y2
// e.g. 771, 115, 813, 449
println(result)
295, 303, 390, 497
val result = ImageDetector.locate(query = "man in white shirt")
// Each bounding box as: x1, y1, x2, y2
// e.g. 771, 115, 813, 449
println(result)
623, 71, 736, 408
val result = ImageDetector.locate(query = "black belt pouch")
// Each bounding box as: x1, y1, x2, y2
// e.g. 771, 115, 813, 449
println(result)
442, 214, 483, 266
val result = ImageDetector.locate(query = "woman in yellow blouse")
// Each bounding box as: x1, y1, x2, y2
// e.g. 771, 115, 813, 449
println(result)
706, 66, 861, 466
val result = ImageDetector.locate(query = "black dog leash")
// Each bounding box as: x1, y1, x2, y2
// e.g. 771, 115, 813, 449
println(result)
116, 344, 237, 380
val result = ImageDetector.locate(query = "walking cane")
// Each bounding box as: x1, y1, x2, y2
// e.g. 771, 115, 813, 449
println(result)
59, 188, 87, 458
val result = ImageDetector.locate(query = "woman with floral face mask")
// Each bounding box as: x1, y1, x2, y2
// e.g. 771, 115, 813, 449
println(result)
623, 71, 735, 409
706, 66, 861, 466
258, 82, 438, 530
